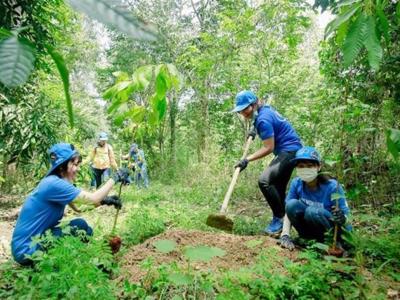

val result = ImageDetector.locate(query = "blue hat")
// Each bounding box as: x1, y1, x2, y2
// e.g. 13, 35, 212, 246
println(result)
231, 90, 257, 112
98, 132, 108, 141
46, 143, 78, 176
292, 146, 321, 164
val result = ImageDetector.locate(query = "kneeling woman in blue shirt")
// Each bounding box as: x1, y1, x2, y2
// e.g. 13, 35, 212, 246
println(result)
11, 143, 128, 265
279, 146, 351, 250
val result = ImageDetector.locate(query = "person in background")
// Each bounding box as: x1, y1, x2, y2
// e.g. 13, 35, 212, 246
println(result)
124, 143, 149, 188
85, 132, 118, 188
278, 146, 351, 251
232, 90, 302, 236
11, 143, 129, 266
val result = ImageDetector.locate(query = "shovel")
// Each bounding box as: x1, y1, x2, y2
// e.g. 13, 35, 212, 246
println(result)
108, 178, 123, 254
206, 134, 254, 231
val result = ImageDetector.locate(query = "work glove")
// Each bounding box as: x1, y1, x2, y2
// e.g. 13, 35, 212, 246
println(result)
101, 195, 122, 209
278, 234, 295, 251
331, 208, 346, 225
234, 159, 249, 172
247, 128, 257, 140
112, 168, 130, 184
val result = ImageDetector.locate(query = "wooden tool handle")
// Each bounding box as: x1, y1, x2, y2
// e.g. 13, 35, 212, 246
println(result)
220, 135, 254, 213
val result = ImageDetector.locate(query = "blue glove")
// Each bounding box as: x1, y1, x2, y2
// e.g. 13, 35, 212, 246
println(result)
112, 168, 130, 184
332, 208, 346, 225
234, 159, 249, 172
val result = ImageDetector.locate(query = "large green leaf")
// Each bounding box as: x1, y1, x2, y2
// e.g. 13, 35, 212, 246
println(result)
153, 240, 177, 253
376, 8, 390, 43
325, 4, 361, 39
155, 72, 167, 97
363, 16, 383, 70
0, 36, 35, 87
45, 45, 74, 127
386, 128, 400, 161
67, 0, 157, 41
0, 28, 12, 41
184, 245, 226, 262
342, 13, 367, 67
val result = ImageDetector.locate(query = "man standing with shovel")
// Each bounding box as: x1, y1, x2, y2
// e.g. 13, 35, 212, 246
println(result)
232, 91, 302, 237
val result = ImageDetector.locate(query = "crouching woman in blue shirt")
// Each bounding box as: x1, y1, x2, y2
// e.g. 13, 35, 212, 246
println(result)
11, 143, 129, 265
278, 146, 351, 250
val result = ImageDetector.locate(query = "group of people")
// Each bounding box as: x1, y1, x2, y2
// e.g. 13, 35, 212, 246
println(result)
10, 89, 350, 266
11, 136, 148, 265
232, 90, 350, 250
84, 132, 149, 189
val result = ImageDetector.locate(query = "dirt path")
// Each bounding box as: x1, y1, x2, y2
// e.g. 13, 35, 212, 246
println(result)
119, 229, 298, 283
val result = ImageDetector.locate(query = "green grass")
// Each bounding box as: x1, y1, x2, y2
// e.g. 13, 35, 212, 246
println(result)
1, 178, 399, 299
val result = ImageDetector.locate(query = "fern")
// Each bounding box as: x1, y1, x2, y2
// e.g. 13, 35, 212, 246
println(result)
363, 15, 383, 70
325, 3, 361, 39
0, 36, 35, 87
342, 13, 367, 67
67, 0, 157, 41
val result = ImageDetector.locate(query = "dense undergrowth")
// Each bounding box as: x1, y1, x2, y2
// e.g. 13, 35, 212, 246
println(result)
1, 177, 399, 299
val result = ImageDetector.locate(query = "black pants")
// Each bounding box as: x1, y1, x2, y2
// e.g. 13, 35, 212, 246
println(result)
258, 151, 296, 218
92, 167, 110, 188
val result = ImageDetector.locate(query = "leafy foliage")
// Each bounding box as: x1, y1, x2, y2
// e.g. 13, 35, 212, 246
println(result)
67, 0, 157, 41
0, 35, 35, 87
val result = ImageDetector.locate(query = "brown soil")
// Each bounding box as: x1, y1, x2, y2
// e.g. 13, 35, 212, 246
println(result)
119, 229, 298, 283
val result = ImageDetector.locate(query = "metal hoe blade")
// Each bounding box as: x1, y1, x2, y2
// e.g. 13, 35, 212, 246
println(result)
206, 214, 234, 232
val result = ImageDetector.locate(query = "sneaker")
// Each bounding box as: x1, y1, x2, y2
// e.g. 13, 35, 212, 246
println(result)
264, 216, 283, 237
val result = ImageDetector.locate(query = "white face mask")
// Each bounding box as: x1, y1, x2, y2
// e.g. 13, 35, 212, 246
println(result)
297, 167, 318, 183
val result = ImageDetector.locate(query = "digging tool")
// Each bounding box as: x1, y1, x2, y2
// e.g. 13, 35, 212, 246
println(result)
109, 176, 123, 254
327, 182, 344, 257
206, 133, 254, 231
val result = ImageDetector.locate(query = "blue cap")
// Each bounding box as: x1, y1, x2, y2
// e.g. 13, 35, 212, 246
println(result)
130, 143, 138, 153
231, 90, 257, 112
292, 146, 321, 164
98, 132, 108, 141
46, 143, 78, 176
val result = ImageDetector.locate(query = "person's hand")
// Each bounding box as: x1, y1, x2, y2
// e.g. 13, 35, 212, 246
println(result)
112, 168, 130, 184
278, 234, 295, 251
332, 208, 346, 225
234, 159, 249, 172
101, 195, 122, 209
247, 128, 257, 140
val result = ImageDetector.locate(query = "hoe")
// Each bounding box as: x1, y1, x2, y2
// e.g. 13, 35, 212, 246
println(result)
206, 133, 254, 232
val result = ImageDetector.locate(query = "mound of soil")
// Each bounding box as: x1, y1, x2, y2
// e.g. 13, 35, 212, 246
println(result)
119, 229, 297, 283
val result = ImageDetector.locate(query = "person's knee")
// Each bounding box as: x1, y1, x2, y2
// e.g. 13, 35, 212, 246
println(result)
304, 207, 329, 224
69, 218, 93, 236
285, 199, 298, 216
258, 172, 270, 188
286, 199, 305, 221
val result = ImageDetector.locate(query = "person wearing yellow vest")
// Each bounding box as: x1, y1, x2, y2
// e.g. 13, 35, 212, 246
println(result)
85, 132, 118, 188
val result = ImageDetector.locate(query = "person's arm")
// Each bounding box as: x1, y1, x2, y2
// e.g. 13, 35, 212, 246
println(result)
77, 178, 117, 206
108, 146, 118, 170
82, 148, 95, 165
247, 137, 274, 162
68, 202, 81, 213
280, 214, 291, 237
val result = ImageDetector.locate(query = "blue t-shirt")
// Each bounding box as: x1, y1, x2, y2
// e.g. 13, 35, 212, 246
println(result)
254, 105, 302, 155
11, 175, 81, 263
129, 149, 147, 168
285, 177, 350, 215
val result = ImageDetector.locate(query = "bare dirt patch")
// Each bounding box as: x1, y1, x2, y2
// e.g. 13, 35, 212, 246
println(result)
119, 229, 297, 283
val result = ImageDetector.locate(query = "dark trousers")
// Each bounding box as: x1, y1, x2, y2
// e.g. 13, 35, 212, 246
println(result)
91, 167, 110, 188
286, 199, 333, 241
258, 151, 296, 218
20, 218, 93, 266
